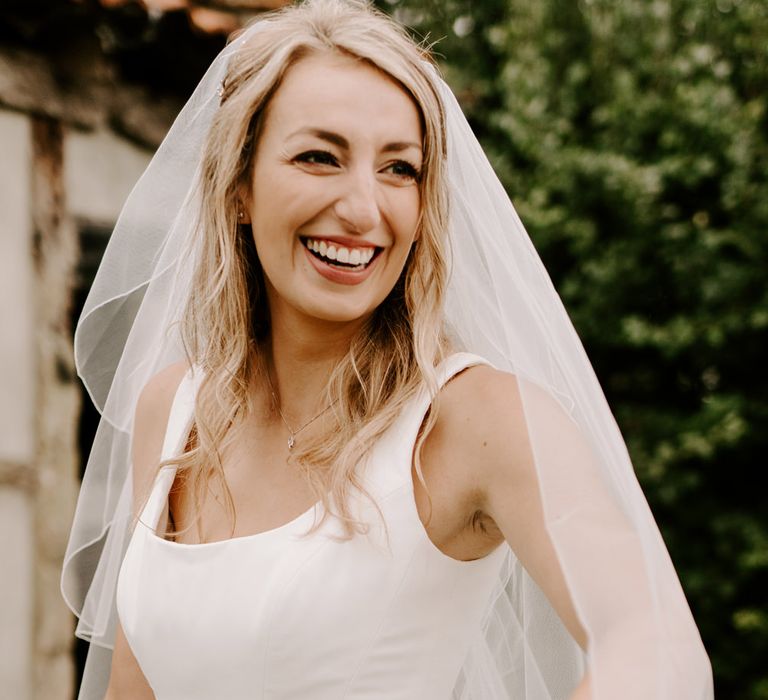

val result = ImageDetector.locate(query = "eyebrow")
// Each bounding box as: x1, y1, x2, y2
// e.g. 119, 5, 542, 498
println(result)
287, 127, 422, 154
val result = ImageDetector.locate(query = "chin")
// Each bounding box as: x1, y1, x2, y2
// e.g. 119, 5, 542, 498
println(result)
303, 281, 394, 322
300, 298, 379, 325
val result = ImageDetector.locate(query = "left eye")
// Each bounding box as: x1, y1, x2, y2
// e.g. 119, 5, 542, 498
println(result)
385, 160, 421, 181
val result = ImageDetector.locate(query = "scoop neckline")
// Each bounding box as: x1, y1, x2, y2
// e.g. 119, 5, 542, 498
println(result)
142, 353, 492, 552
145, 467, 323, 550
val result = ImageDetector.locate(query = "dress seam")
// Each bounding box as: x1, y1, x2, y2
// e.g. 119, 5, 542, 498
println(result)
260, 536, 335, 699
341, 540, 423, 698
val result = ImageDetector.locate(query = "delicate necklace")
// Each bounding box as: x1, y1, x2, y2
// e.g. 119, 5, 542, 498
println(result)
265, 371, 334, 450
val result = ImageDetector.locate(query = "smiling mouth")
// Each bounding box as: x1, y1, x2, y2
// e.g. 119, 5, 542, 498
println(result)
301, 237, 382, 271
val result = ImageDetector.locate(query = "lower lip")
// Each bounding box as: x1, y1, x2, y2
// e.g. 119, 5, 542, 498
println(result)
302, 244, 380, 286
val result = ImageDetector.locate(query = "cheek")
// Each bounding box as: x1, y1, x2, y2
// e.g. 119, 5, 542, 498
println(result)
249, 202, 299, 256
391, 190, 422, 245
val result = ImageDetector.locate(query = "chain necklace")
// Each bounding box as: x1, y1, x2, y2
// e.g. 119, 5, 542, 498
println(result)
265, 371, 334, 450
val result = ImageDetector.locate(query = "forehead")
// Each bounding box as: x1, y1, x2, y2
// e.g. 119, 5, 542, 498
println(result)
262, 52, 423, 146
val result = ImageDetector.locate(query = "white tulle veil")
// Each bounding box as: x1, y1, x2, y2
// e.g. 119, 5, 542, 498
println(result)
61, 3, 713, 698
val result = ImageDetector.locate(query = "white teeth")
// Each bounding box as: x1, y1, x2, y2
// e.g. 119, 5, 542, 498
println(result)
303, 238, 377, 268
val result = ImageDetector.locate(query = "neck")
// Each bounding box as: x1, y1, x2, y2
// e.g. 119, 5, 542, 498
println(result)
261, 300, 368, 425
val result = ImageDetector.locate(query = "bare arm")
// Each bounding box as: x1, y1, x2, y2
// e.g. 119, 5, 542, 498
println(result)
424, 366, 587, 646
104, 624, 155, 700
426, 365, 710, 699
104, 361, 188, 699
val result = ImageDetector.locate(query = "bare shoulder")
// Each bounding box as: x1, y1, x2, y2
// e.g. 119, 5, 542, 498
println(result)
438, 363, 523, 413
134, 361, 190, 421
131, 360, 190, 512
434, 364, 528, 455
435, 363, 574, 456
422, 364, 533, 504
431, 362, 588, 511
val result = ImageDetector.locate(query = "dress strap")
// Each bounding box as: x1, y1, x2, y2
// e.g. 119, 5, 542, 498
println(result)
365, 352, 494, 499
138, 366, 201, 530
433, 352, 492, 390
408, 351, 494, 434
160, 366, 201, 461
397, 352, 493, 438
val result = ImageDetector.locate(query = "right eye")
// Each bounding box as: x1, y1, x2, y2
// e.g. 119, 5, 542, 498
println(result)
294, 150, 340, 167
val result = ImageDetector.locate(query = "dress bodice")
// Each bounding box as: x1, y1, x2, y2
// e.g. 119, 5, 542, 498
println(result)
116, 353, 507, 700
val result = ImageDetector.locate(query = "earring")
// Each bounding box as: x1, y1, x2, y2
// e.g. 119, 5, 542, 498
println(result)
238, 210, 244, 220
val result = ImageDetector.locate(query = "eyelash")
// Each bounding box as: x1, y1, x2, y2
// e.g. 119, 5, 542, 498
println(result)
295, 150, 337, 166
294, 150, 421, 182
388, 160, 421, 182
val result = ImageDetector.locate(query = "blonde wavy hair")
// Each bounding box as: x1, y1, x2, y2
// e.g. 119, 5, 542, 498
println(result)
173, 0, 451, 539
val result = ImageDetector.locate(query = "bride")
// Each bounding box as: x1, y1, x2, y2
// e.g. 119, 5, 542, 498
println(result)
62, 1, 713, 698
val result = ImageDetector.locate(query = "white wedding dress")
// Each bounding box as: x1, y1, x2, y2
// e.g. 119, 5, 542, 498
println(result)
116, 352, 508, 700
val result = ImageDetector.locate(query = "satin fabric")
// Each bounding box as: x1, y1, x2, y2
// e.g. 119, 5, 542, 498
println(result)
117, 353, 507, 700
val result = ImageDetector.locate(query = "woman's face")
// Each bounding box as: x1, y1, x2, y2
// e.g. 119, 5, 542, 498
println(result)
243, 52, 423, 328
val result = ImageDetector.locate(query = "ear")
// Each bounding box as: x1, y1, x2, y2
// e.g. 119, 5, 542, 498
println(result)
236, 184, 252, 225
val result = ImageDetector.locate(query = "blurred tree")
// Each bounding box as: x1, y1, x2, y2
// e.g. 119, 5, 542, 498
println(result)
377, 0, 768, 696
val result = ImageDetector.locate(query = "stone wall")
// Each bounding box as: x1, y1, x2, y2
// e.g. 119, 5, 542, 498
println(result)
0, 108, 37, 700
30, 113, 81, 700
0, 80, 152, 700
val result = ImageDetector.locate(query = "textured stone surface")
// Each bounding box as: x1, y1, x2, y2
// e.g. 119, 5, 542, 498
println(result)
109, 86, 179, 149
34, 559, 76, 699
65, 128, 153, 225
212, 0, 290, 7
0, 47, 180, 150
101, 0, 290, 17
31, 116, 81, 700
0, 487, 34, 700
0, 110, 35, 465
34, 653, 74, 700
0, 49, 103, 129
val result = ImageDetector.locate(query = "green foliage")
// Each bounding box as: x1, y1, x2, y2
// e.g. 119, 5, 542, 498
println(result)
379, 0, 768, 696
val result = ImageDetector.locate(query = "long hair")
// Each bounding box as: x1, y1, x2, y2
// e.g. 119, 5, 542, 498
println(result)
173, 0, 450, 538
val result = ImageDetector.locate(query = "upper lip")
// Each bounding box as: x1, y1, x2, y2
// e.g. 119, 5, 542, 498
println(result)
300, 235, 382, 250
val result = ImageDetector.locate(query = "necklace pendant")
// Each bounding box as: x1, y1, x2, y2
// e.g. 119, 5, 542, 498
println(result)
287, 435, 295, 450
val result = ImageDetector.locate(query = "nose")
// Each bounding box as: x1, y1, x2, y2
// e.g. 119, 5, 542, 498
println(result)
333, 168, 381, 234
